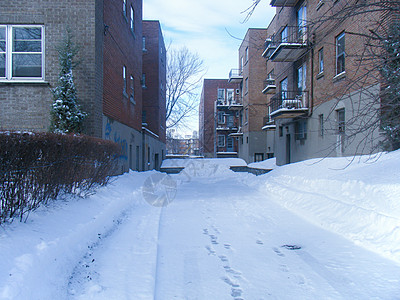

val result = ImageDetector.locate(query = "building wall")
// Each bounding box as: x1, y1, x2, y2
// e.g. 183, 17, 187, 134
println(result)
199, 79, 239, 158
0, 0, 103, 137
267, 0, 384, 165
142, 20, 166, 144
103, 0, 142, 133
237, 28, 269, 163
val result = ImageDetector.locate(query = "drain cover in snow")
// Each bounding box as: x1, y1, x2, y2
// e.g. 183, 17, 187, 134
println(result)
281, 244, 301, 250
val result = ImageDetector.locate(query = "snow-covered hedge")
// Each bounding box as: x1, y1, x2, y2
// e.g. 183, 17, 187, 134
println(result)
0, 132, 121, 223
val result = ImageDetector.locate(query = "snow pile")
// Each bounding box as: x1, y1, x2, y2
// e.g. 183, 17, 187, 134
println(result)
0, 171, 155, 299
259, 150, 400, 263
248, 157, 277, 170
162, 158, 247, 178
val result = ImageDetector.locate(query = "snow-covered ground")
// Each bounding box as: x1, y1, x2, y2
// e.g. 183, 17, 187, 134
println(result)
1, 152, 400, 299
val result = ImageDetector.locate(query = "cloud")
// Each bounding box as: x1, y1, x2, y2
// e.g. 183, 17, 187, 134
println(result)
143, 0, 275, 132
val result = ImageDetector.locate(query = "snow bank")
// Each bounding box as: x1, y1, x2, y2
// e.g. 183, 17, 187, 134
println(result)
259, 150, 400, 263
248, 157, 277, 170
0, 171, 155, 300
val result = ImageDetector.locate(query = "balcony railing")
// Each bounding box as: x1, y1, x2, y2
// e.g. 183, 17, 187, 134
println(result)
228, 68, 243, 83
216, 96, 243, 109
269, 90, 309, 119
262, 77, 276, 94
264, 26, 308, 62
270, 0, 300, 7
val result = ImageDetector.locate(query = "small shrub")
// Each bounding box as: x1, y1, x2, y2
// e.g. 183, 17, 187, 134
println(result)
0, 132, 121, 223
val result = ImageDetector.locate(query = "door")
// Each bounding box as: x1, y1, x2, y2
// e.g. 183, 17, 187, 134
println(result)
227, 137, 234, 152
286, 134, 291, 164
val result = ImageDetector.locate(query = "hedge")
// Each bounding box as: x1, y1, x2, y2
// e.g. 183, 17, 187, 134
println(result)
0, 132, 121, 223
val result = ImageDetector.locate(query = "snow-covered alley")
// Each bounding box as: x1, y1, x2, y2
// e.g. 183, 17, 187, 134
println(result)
1, 154, 400, 299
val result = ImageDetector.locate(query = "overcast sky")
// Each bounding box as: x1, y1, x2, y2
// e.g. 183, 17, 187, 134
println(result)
143, 0, 276, 134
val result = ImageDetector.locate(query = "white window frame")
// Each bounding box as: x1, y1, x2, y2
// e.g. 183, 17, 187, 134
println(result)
0, 25, 45, 82
123, 0, 127, 16
318, 48, 324, 74
336, 32, 345, 75
123, 65, 127, 95
130, 75, 135, 104
130, 6, 135, 33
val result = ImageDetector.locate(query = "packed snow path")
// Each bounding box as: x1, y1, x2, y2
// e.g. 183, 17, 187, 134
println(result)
68, 171, 400, 299
1, 157, 400, 299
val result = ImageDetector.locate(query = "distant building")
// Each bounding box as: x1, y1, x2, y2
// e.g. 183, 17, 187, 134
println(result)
0, 0, 166, 172
228, 28, 274, 162
199, 79, 240, 158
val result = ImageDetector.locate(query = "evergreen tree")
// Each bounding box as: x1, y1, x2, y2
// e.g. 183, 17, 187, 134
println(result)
50, 30, 87, 134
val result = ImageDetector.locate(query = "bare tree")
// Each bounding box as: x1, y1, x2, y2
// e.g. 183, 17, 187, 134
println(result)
166, 46, 205, 129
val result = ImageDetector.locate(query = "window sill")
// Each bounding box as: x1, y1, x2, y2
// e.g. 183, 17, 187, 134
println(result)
316, 72, 324, 80
333, 71, 346, 82
0, 80, 49, 85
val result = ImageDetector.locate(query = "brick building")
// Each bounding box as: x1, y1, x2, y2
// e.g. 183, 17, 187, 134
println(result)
228, 28, 274, 163
199, 79, 240, 158
262, 0, 385, 165
0, 0, 166, 172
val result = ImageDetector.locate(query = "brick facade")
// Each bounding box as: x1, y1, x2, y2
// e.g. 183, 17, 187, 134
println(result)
142, 20, 167, 144
0, 0, 166, 172
264, 0, 386, 165
199, 79, 239, 157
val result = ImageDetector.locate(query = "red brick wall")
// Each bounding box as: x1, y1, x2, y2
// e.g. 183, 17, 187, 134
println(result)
199, 79, 239, 155
142, 20, 167, 143
103, 0, 142, 131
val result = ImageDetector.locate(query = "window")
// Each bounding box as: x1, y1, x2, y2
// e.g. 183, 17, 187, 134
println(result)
142, 73, 146, 88
227, 89, 234, 104
245, 47, 249, 62
245, 108, 248, 124
0, 25, 44, 81
142, 36, 146, 51
0, 26, 5, 78
217, 88, 225, 100
130, 75, 135, 103
123, 0, 127, 17
255, 153, 264, 162
295, 120, 307, 140
318, 48, 324, 74
123, 65, 127, 94
319, 114, 324, 137
218, 135, 225, 147
218, 111, 225, 124
281, 26, 288, 42
130, 6, 135, 33
297, 63, 306, 92
336, 32, 345, 75
245, 77, 248, 93
279, 126, 283, 137
337, 108, 345, 133
142, 110, 147, 124
297, 5, 307, 42
280, 77, 288, 100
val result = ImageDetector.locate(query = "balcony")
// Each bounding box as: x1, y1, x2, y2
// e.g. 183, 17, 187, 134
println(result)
270, 0, 300, 7
269, 90, 309, 119
265, 26, 308, 62
262, 78, 276, 94
228, 98, 243, 110
228, 69, 243, 83
262, 38, 276, 58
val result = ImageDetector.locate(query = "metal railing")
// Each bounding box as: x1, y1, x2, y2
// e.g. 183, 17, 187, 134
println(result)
269, 90, 309, 114
229, 68, 243, 79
